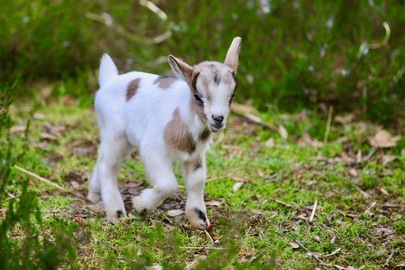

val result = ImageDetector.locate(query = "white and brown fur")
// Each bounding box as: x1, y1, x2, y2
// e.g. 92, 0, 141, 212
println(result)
88, 37, 241, 229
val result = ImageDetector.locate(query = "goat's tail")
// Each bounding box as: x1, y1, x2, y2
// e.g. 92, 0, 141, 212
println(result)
98, 53, 119, 88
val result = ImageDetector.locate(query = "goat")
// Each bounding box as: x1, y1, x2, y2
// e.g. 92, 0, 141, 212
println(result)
88, 37, 241, 229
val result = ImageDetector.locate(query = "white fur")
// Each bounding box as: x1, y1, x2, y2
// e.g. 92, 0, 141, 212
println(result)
88, 37, 241, 229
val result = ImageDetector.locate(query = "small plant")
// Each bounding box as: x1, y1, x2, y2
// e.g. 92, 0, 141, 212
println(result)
0, 83, 77, 269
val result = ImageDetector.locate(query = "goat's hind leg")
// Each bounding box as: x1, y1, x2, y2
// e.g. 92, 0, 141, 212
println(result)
132, 150, 178, 213
90, 134, 132, 222
88, 162, 102, 203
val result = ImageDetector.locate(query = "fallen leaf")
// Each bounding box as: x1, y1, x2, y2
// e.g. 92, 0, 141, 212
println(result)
257, 169, 264, 177
70, 181, 80, 189
146, 265, 163, 270
265, 138, 275, 147
307, 180, 317, 186
40, 132, 57, 141
9, 125, 27, 133
402, 149, 405, 156
335, 114, 354, 125
233, 182, 244, 192
86, 202, 104, 212
290, 241, 299, 249
369, 130, 401, 148
377, 187, 389, 196
279, 125, 288, 140
251, 210, 263, 216
302, 133, 323, 148
374, 227, 393, 235
232, 176, 253, 182
334, 265, 346, 270
34, 113, 46, 120
167, 209, 184, 217
205, 200, 220, 206
74, 216, 86, 225
346, 266, 357, 270
238, 251, 253, 257
381, 155, 396, 165
349, 168, 358, 177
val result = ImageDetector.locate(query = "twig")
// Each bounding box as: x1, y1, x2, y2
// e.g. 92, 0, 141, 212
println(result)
383, 249, 395, 268
294, 239, 329, 269
247, 251, 265, 263
274, 199, 295, 209
309, 200, 318, 223
13, 165, 90, 202
139, 0, 167, 21
363, 148, 376, 161
204, 230, 214, 244
14, 165, 64, 190
353, 185, 370, 198
324, 248, 341, 258
206, 169, 241, 182
86, 12, 171, 44
357, 22, 390, 58
323, 106, 333, 144
364, 201, 377, 215
231, 110, 278, 131
180, 246, 227, 250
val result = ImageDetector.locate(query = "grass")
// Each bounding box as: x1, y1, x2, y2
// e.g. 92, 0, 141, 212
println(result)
1, 95, 404, 269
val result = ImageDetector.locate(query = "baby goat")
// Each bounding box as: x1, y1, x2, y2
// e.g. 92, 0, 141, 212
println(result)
88, 37, 241, 229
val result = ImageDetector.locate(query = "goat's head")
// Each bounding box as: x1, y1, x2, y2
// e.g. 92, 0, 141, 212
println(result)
168, 37, 241, 132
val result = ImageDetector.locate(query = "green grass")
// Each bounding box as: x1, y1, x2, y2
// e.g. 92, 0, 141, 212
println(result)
1, 95, 404, 269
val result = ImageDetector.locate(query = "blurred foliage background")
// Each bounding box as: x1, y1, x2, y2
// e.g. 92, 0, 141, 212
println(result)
1, 0, 404, 124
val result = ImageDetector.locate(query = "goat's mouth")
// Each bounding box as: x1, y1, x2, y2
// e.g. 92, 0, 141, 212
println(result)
209, 123, 225, 133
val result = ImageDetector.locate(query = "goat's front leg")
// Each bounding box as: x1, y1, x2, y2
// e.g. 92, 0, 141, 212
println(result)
183, 155, 210, 230
132, 152, 178, 212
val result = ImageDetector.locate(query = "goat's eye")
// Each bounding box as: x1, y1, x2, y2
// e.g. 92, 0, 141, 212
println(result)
194, 95, 203, 104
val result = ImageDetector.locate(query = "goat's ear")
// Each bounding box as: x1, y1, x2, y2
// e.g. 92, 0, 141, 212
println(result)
168, 55, 193, 83
224, 37, 242, 74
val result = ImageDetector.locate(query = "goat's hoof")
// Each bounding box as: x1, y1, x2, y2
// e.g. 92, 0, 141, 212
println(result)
87, 191, 102, 203
186, 208, 210, 230
132, 196, 147, 213
106, 209, 126, 223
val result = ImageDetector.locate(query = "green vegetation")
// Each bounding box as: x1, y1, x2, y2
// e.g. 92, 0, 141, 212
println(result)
1, 0, 404, 122
1, 0, 404, 269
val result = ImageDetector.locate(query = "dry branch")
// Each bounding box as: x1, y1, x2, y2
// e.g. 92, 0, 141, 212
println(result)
294, 239, 329, 270
309, 199, 318, 223
14, 165, 64, 190
383, 249, 395, 268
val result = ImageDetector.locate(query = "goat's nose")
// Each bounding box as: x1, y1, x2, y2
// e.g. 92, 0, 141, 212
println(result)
212, 115, 224, 124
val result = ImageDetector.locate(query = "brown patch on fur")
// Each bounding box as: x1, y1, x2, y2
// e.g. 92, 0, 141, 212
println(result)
126, 78, 141, 101
154, 76, 177, 89
200, 128, 211, 142
164, 108, 196, 154
190, 96, 207, 124
184, 156, 203, 174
